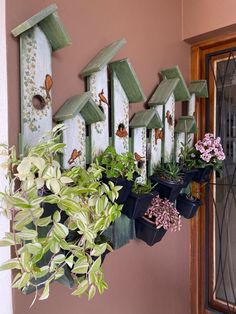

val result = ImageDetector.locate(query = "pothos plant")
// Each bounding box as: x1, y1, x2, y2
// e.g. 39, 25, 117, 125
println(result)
0, 125, 122, 304
96, 146, 139, 180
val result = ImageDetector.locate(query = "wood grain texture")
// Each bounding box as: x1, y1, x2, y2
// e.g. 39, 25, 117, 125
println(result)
160, 65, 191, 101
109, 58, 146, 103
80, 38, 126, 77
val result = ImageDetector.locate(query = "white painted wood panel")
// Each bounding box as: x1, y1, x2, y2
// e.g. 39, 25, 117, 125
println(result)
163, 94, 175, 162
20, 26, 52, 151
188, 93, 196, 146
88, 67, 109, 160
175, 132, 185, 162
132, 127, 146, 182
112, 73, 129, 153
62, 115, 86, 169
0, 1, 13, 312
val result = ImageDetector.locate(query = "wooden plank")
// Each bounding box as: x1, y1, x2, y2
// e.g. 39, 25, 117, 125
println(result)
188, 80, 208, 98
80, 38, 126, 77
62, 115, 86, 169
109, 58, 146, 103
129, 108, 163, 129
112, 72, 129, 153
175, 132, 185, 162
149, 105, 163, 174
87, 66, 109, 160
160, 65, 191, 101
148, 78, 179, 106
132, 127, 147, 182
188, 93, 196, 146
163, 93, 175, 162
11, 4, 57, 37
20, 26, 52, 151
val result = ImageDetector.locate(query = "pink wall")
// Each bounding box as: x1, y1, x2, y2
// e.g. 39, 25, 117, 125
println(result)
6, 1, 191, 313
183, 0, 236, 41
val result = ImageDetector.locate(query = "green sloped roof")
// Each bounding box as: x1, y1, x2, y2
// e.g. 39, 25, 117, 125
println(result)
160, 65, 191, 101
188, 80, 208, 98
109, 58, 146, 103
148, 78, 179, 106
11, 4, 71, 51
175, 116, 197, 133
80, 38, 126, 77
54, 92, 105, 124
130, 109, 163, 129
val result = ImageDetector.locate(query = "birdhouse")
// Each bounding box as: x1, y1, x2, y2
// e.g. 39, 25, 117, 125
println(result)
109, 58, 146, 154
80, 39, 126, 162
130, 109, 163, 182
11, 4, 71, 154
148, 78, 179, 169
188, 80, 208, 145
175, 116, 197, 161
54, 92, 105, 169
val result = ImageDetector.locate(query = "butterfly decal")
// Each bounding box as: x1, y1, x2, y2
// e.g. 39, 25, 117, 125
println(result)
166, 110, 173, 126
68, 149, 81, 165
154, 128, 164, 144
116, 123, 128, 138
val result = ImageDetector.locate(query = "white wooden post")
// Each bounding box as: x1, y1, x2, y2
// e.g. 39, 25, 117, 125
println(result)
88, 67, 109, 160
112, 72, 129, 153
163, 93, 175, 162
132, 127, 147, 182
188, 93, 196, 146
20, 26, 52, 150
0, 1, 13, 312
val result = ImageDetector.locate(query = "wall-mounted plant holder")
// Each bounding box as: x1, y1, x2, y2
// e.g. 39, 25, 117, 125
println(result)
175, 116, 197, 162
130, 108, 163, 182
188, 80, 208, 145
80, 38, 126, 162
11, 4, 71, 154
54, 92, 105, 169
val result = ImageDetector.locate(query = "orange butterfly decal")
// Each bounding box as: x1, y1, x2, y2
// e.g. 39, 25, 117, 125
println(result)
166, 110, 173, 126
68, 149, 81, 165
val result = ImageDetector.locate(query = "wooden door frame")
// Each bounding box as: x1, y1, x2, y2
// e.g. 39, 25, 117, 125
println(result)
191, 32, 236, 314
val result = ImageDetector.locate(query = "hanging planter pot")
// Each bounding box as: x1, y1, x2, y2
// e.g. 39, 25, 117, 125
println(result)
150, 176, 183, 202
135, 216, 167, 246
103, 176, 134, 204
122, 191, 158, 219
180, 168, 198, 188
176, 193, 202, 219
193, 166, 213, 183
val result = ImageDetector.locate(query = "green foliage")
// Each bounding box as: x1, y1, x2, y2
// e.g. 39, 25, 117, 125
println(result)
154, 162, 183, 183
178, 139, 197, 170
96, 146, 139, 181
0, 125, 122, 304
131, 180, 155, 195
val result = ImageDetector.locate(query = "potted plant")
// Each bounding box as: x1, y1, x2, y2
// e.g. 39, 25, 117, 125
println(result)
0, 125, 123, 303
122, 180, 158, 219
176, 193, 202, 219
180, 133, 225, 183
96, 146, 139, 204
135, 195, 181, 246
151, 162, 184, 202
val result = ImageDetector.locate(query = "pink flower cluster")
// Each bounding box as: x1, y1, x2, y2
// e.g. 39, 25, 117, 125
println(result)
145, 195, 181, 232
195, 133, 225, 163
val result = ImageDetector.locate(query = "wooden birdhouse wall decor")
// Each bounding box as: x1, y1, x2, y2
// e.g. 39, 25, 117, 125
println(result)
130, 109, 163, 182
54, 92, 105, 169
188, 80, 208, 145
148, 78, 179, 172
80, 39, 126, 162
11, 4, 71, 154
175, 116, 197, 162
109, 58, 146, 154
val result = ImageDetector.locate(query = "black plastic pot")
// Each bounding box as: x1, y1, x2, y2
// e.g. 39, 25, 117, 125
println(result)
103, 176, 134, 204
180, 168, 198, 188
122, 191, 158, 219
135, 217, 167, 246
150, 175, 183, 202
176, 193, 202, 219
193, 166, 213, 183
